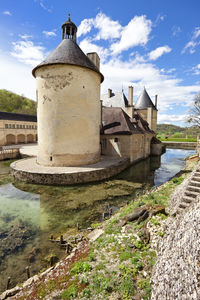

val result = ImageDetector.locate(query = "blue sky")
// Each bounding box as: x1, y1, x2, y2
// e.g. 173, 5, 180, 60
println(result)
0, 0, 200, 126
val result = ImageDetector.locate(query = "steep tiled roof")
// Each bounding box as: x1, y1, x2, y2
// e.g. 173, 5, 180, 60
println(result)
32, 39, 104, 82
132, 111, 154, 133
0, 111, 37, 122
135, 88, 157, 110
101, 91, 128, 108
101, 107, 143, 135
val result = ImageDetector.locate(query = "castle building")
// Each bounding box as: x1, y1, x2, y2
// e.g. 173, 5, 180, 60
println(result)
134, 87, 157, 132
32, 15, 104, 167
11, 15, 164, 185
101, 86, 158, 132
0, 111, 37, 146
101, 87, 163, 161
100, 107, 155, 163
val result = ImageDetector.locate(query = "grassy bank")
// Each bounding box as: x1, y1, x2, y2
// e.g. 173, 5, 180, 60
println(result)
13, 158, 197, 300
159, 138, 197, 142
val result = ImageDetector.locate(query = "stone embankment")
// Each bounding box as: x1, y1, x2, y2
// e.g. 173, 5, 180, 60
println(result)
162, 141, 197, 149
151, 161, 200, 300
0, 148, 19, 161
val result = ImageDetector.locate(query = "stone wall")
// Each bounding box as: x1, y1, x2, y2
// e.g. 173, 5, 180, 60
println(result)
136, 109, 157, 132
101, 133, 154, 163
35, 64, 102, 167
11, 157, 130, 185
0, 148, 20, 160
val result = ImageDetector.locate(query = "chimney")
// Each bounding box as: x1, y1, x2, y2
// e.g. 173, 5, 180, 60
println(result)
87, 52, 100, 70
155, 95, 158, 109
128, 86, 133, 106
108, 88, 112, 98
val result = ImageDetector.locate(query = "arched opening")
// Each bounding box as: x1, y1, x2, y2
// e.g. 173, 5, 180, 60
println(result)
35, 134, 38, 142
27, 134, 34, 143
17, 134, 25, 144
6, 134, 15, 145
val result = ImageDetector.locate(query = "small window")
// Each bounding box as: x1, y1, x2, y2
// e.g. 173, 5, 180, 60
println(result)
9, 124, 12, 128
50, 156, 52, 161
5, 124, 8, 128
114, 138, 118, 142
32, 125, 34, 129
20, 125, 22, 129
17, 124, 19, 129
23, 125, 25, 129
12, 124, 15, 128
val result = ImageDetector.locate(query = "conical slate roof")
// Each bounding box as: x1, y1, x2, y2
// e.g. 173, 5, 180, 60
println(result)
135, 88, 157, 110
32, 39, 104, 82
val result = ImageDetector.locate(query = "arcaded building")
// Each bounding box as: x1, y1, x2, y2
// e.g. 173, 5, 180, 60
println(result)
0, 111, 37, 146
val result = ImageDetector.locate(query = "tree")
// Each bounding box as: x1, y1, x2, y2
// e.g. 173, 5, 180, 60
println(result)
188, 93, 200, 127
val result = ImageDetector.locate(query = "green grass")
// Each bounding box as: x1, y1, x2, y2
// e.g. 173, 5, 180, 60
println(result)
160, 138, 197, 142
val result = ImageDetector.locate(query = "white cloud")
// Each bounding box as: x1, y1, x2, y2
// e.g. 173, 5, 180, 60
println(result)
77, 13, 122, 40
99, 54, 200, 118
0, 53, 36, 100
193, 27, 200, 39
111, 15, 152, 54
154, 14, 166, 26
172, 26, 181, 36
77, 18, 94, 38
79, 38, 109, 63
3, 10, 12, 16
182, 27, 200, 54
94, 13, 122, 40
43, 30, 57, 37
157, 113, 187, 125
39, 1, 52, 13
19, 34, 33, 40
10, 40, 45, 66
148, 46, 172, 61
193, 64, 200, 75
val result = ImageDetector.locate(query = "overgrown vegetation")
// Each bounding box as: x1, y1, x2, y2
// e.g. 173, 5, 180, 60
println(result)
15, 159, 197, 299
0, 89, 36, 115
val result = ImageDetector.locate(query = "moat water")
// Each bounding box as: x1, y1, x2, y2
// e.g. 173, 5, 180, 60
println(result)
0, 148, 195, 292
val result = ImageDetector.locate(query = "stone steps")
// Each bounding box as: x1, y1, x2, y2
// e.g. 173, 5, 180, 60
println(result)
179, 202, 190, 209
185, 190, 199, 198
189, 180, 200, 187
175, 164, 200, 215
187, 185, 200, 193
182, 196, 193, 203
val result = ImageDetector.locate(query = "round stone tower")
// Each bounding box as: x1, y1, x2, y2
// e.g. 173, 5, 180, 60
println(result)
32, 15, 104, 166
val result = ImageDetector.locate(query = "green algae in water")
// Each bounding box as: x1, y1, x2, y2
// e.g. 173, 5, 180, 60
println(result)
0, 183, 40, 231
0, 149, 195, 293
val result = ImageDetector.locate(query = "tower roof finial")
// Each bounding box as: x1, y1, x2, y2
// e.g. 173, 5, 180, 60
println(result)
68, 13, 71, 21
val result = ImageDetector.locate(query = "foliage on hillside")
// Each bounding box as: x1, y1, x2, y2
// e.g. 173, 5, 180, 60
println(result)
0, 89, 36, 115
157, 124, 200, 138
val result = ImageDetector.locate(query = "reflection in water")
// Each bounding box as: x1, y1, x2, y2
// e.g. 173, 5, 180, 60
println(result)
154, 148, 195, 186
0, 148, 195, 292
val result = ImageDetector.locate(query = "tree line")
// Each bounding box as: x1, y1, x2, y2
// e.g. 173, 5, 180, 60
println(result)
0, 89, 36, 115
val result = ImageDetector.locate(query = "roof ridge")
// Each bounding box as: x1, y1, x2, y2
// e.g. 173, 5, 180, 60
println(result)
32, 39, 104, 82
